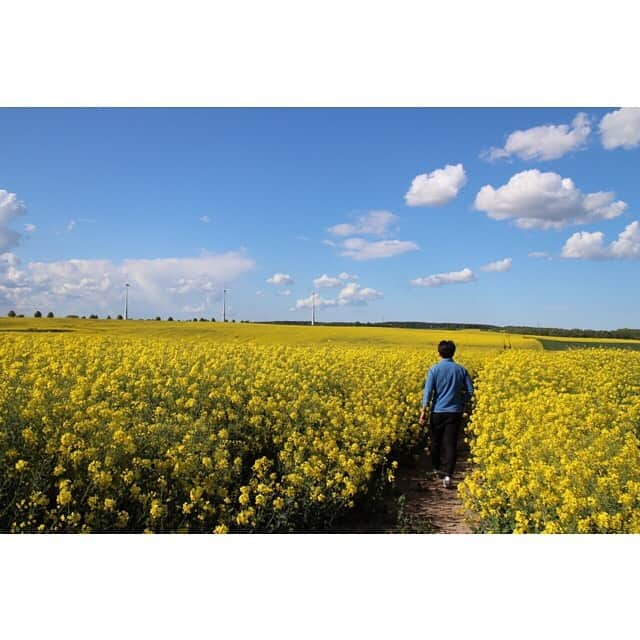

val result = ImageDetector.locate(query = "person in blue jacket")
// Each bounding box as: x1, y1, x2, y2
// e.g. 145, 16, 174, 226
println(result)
419, 340, 474, 488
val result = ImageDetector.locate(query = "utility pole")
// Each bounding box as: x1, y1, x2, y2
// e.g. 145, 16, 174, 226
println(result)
223, 288, 227, 322
124, 283, 130, 320
311, 291, 316, 326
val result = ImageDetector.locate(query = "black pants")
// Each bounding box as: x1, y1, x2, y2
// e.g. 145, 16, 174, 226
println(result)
429, 412, 462, 477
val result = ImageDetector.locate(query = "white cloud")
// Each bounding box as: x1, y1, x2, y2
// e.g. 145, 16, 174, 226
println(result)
339, 237, 419, 261
0, 252, 20, 269
24, 223, 36, 232
325, 210, 418, 261
561, 221, 640, 260
67, 219, 76, 232
411, 268, 476, 287
480, 258, 512, 272
560, 231, 608, 259
0, 189, 27, 253
293, 294, 337, 310
0, 253, 30, 302
404, 163, 467, 207
0, 253, 32, 305
483, 113, 591, 161
266, 273, 294, 286
276, 289, 292, 297
328, 210, 398, 237
313, 274, 342, 288
199, 215, 210, 223
0, 251, 254, 316
182, 303, 205, 314
293, 282, 382, 310
599, 108, 640, 150
528, 251, 551, 260
255, 290, 264, 297
313, 271, 359, 288
610, 221, 640, 258
474, 169, 627, 230
166, 277, 219, 294
337, 282, 383, 306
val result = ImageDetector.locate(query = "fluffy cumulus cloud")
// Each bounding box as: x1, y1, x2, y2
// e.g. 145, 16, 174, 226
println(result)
313, 274, 342, 288
474, 170, 627, 230
266, 273, 294, 286
293, 282, 382, 310
313, 272, 358, 288
599, 108, 640, 150
24, 223, 36, 232
561, 221, 640, 260
483, 113, 591, 161
0, 251, 254, 316
480, 258, 512, 272
411, 268, 476, 288
404, 164, 467, 207
0, 252, 31, 305
337, 282, 383, 306
338, 238, 419, 261
0, 189, 27, 253
0, 252, 20, 269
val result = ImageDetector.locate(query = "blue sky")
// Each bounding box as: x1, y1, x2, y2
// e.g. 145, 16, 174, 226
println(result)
0, 107, 638, 329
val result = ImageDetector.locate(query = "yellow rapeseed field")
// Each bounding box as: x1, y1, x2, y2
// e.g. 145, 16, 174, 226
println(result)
460, 349, 640, 533
1, 319, 515, 533
4, 318, 639, 533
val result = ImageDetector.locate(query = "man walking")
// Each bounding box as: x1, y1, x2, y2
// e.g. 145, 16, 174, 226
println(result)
419, 340, 474, 489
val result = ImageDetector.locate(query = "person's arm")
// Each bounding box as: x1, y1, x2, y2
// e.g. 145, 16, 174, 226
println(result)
419, 369, 434, 424
462, 369, 474, 413
464, 369, 474, 398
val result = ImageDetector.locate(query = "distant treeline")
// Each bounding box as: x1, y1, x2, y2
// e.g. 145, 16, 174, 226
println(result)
259, 320, 640, 340
502, 326, 640, 340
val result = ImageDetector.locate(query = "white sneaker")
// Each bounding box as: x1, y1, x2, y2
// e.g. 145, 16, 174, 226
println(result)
443, 476, 452, 489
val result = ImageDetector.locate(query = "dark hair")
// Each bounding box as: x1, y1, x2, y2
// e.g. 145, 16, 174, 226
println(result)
438, 340, 456, 359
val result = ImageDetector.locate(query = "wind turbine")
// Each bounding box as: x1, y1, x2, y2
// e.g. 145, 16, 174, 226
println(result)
222, 287, 229, 322
124, 283, 130, 320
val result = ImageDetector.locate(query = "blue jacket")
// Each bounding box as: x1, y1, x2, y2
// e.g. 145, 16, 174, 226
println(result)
422, 358, 473, 413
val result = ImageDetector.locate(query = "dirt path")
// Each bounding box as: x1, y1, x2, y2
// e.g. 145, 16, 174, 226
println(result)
331, 425, 476, 533
393, 429, 473, 533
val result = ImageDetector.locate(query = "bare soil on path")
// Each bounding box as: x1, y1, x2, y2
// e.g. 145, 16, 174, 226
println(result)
332, 427, 475, 533
393, 430, 473, 533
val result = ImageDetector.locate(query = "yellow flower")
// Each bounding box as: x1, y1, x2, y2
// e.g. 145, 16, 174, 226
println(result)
57, 481, 73, 507
150, 499, 164, 520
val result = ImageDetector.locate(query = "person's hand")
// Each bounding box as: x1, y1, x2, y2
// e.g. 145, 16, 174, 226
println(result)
419, 409, 427, 426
